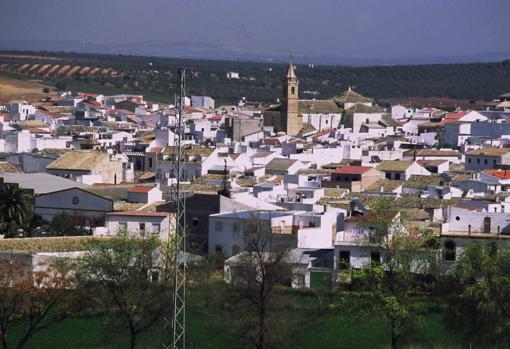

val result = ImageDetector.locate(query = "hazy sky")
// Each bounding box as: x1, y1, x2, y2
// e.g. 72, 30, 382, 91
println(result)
1, 0, 509, 58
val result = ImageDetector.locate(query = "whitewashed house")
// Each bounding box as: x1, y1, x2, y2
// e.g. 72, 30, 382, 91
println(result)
106, 211, 171, 240
127, 185, 163, 204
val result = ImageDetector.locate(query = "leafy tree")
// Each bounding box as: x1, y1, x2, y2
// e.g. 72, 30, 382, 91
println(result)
48, 212, 88, 236
75, 229, 174, 349
192, 254, 223, 309
222, 217, 297, 349
0, 258, 76, 349
23, 214, 49, 237
351, 197, 436, 349
0, 184, 33, 235
54, 81, 66, 91
443, 242, 510, 347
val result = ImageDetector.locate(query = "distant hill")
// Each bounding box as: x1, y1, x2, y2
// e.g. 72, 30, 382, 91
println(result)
0, 51, 509, 105
2, 40, 510, 66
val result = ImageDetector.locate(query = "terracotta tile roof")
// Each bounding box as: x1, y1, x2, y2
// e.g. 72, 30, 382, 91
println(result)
439, 111, 469, 126
108, 211, 169, 217
311, 128, 335, 139
128, 185, 155, 193
185, 106, 204, 113
78, 100, 102, 109
262, 138, 281, 146
335, 166, 373, 175
0, 113, 12, 122
138, 171, 156, 180
417, 160, 448, 167
27, 127, 50, 134
366, 179, 404, 192
483, 169, 510, 179
332, 87, 372, 104
404, 174, 445, 189
78, 92, 100, 98
376, 160, 414, 172
414, 149, 460, 157
0, 162, 21, 174
47, 151, 109, 171
208, 115, 223, 122
466, 147, 510, 156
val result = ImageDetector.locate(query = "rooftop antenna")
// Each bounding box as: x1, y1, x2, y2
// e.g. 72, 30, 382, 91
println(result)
164, 68, 188, 349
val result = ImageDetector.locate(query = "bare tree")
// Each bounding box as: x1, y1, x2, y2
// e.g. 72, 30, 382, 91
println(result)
224, 217, 296, 349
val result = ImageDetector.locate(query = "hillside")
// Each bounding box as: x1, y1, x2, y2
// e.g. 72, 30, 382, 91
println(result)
0, 51, 509, 105
0, 74, 56, 103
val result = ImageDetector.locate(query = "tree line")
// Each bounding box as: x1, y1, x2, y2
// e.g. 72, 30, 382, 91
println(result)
1, 50, 510, 104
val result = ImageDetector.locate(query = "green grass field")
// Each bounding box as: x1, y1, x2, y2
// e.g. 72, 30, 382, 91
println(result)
11, 293, 462, 349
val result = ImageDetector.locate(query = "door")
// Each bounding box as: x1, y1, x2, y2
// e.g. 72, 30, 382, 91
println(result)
339, 251, 350, 270
484, 217, 491, 234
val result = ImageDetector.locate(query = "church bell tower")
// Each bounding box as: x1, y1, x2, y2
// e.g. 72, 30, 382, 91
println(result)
281, 60, 302, 136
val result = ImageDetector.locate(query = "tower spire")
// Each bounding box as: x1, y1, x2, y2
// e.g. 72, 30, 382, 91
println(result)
286, 55, 297, 79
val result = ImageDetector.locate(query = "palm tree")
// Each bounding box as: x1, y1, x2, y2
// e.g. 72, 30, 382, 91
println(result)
0, 184, 34, 231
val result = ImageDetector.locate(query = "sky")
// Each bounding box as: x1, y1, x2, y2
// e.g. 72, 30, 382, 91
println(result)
0, 0, 509, 60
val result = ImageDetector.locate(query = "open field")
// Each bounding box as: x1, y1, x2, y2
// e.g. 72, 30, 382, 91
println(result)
12, 309, 460, 349
8, 291, 466, 349
0, 74, 56, 103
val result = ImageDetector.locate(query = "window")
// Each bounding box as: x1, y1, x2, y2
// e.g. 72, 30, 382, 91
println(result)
152, 223, 160, 235
149, 158, 153, 168
468, 158, 472, 164
291, 86, 295, 95
339, 251, 350, 269
215, 245, 223, 253
308, 221, 316, 228
139, 223, 146, 232
385, 173, 391, 179
325, 120, 328, 124
477, 158, 480, 164
215, 221, 223, 232
484, 159, 488, 165
233, 222, 240, 232
455, 216, 460, 221
394, 173, 401, 180
444, 240, 456, 261
493, 159, 497, 165
370, 251, 381, 265
192, 217, 199, 227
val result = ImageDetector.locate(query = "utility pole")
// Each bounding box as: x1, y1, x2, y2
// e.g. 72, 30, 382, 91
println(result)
164, 68, 187, 349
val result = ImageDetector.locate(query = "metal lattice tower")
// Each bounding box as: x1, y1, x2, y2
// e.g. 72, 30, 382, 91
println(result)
164, 68, 187, 349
